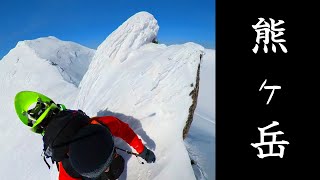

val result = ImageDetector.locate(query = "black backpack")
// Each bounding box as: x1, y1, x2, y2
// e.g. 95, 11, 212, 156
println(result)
42, 109, 91, 169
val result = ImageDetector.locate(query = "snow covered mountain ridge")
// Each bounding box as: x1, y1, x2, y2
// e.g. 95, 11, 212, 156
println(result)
0, 11, 214, 180
1, 36, 95, 86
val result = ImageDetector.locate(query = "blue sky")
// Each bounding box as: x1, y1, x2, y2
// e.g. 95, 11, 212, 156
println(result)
0, 0, 215, 59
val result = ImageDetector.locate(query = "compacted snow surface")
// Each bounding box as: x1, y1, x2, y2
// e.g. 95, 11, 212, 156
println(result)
0, 12, 215, 180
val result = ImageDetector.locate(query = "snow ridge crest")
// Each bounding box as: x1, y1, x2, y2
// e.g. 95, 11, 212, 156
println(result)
5, 36, 95, 86
93, 11, 159, 64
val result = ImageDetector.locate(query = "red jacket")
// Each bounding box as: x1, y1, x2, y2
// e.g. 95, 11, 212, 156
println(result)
58, 116, 145, 180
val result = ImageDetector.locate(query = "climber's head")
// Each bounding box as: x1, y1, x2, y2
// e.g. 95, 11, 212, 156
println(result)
68, 124, 115, 178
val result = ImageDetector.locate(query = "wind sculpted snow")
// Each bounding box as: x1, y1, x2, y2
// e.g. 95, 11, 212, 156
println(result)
20, 36, 95, 86
76, 11, 205, 180
0, 11, 212, 180
78, 11, 159, 104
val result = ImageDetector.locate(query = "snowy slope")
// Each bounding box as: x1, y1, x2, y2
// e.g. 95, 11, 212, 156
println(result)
185, 49, 215, 180
75, 12, 204, 180
0, 11, 214, 180
20, 36, 95, 86
77, 11, 159, 104
0, 38, 94, 180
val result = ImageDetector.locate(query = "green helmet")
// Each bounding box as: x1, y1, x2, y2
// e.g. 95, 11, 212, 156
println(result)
14, 91, 66, 134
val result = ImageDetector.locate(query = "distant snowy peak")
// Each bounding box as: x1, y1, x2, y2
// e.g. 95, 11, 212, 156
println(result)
93, 11, 159, 64
6, 36, 95, 86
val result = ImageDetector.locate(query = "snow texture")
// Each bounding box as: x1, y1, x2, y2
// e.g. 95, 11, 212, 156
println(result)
185, 49, 215, 180
22, 36, 95, 86
0, 11, 215, 180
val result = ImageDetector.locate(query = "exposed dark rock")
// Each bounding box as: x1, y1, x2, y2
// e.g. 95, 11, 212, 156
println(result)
152, 38, 159, 44
183, 54, 202, 139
